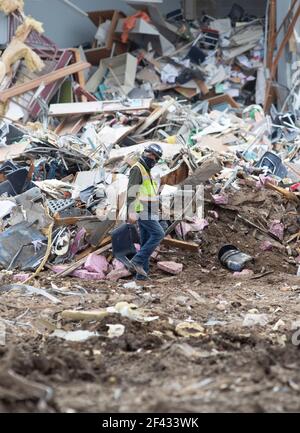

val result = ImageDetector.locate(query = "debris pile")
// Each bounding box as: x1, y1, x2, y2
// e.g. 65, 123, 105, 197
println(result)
1, 1, 300, 413
0, 1, 299, 284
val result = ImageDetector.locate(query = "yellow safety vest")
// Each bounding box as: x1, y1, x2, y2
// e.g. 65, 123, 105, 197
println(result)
133, 161, 158, 213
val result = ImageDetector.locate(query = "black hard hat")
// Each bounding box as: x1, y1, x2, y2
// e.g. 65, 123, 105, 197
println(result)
144, 143, 163, 160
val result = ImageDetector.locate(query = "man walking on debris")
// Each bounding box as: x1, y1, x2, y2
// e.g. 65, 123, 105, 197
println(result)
126, 144, 165, 280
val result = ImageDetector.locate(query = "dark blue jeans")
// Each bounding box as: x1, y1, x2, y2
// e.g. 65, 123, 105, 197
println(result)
132, 217, 165, 274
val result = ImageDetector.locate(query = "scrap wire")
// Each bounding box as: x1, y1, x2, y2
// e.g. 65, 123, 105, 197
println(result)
15, 308, 30, 322
0, 317, 34, 329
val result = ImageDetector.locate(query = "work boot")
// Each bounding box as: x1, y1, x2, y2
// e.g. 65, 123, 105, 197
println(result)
130, 260, 148, 277
119, 256, 136, 274
135, 274, 148, 281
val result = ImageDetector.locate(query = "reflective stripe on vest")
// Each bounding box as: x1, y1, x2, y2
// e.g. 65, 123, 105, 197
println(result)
133, 161, 158, 212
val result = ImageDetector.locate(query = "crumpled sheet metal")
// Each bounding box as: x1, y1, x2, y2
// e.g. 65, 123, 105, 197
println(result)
9, 201, 52, 230
0, 221, 46, 270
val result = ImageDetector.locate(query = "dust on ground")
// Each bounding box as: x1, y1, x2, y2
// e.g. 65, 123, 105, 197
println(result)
0, 188, 300, 413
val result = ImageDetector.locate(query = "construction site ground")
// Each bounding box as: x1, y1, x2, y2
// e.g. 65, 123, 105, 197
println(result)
1, 198, 300, 413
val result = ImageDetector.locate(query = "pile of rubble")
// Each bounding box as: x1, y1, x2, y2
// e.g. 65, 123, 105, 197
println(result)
0, 0, 299, 288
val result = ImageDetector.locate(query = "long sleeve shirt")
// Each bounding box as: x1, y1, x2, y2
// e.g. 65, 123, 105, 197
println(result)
126, 165, 143, 214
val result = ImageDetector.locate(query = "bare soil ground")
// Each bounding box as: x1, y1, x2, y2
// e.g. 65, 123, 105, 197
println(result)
0, 187, 300, 413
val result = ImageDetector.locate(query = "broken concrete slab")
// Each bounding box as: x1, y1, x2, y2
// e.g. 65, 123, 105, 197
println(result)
106, 268, 131, 281
72, 269, 106, 281
157, 261, 183, 275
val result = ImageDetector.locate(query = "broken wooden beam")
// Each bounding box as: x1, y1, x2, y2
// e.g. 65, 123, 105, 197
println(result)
68, 49, 88, 102
54, 114, 90, 136
49, 98, 152, 117
0, 61, 91, 103
162, 238, 199, 252
265, 182, 299, 203
72, 82, 98, 102
135, 98, 175, 135
54, 215, 103, 226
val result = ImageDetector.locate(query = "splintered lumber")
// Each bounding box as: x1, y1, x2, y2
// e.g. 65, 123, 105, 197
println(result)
160, 161, 189, 186
286, 231, 300, 244
61, 309, 109, 321
265, 182, 299, 202
250, 271, 274, 280
73, 83, 98, 101
49, 99, 152, 117
267, 0, 277, 70
0, 62, 91, 103
135, 98, 175, 135
196, 79, 209, 95
180, 157, 222, 186
175, 86, 199, 99
68, 49, 87, 101
54, 215, 102, 226
54, 115, 90, 136
162, 238, 199, 252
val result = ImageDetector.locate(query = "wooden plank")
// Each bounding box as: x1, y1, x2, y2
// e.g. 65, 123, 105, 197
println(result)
175, 79, 208, 99
85, 10, 127, 66
74, 247, 93, 260
49, 98, 152, 117
30, 50, 74, 119
175, 86, 199, 99
0, 62, 91, 103
135, 99, 175, 135
205, 94, 240, 109
68, 48, 87, 102
267, 0, 277, 70
73, 83, 98, 101
196, 79, 209, 96
54, 215, 103, 226
75, 236, 111, 262
265, 182, 299, 203
265, 0, 277, 110
54, 114, 89, 136
162, 238, 199, 252
250, 271, 274, 280
160, 161, 189, 187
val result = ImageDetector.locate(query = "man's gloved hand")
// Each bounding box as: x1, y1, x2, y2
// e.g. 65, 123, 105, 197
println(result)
128, 212, 138, 224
